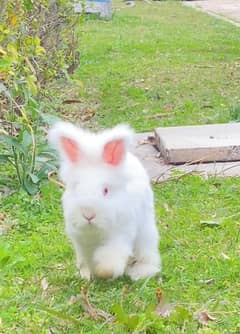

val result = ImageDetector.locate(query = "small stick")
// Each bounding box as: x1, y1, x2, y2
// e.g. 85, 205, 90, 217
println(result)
48, 170, 65, 189
144, 113, 173, 120
62, 99, 82, 104
153, 155, 209, 184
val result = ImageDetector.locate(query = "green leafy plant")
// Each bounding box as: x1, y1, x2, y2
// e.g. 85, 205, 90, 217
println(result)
0, 0, 81, 194
0, 123, 58, 195
230, 104, 240, 122
0, 80, 60, 194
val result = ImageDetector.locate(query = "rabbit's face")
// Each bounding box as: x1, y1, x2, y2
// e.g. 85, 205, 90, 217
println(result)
49, 122, 134, 229
65, 164, 128, 228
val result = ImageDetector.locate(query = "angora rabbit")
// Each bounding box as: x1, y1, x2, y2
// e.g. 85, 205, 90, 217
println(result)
48, 121, 161, 280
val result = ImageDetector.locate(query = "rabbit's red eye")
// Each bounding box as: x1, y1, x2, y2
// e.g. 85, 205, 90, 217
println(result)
103, 187, 108, 196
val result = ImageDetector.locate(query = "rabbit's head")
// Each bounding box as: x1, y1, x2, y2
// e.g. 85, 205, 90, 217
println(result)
48, 122, 135, 228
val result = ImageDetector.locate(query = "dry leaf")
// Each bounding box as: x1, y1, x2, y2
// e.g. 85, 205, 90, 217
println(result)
163, 203, 170, 212
81, 107, 96, 122
48, 263, 66, 270
155, 302, 173, 317
138, 139, 151, 146
55, 263, 65, 270
194, 310, 217, 325
137, 135, 155, 146
46, 329, 54, 334
155, 288, 174, 318
155, 288, 163, 301
162, 104, 174, 112
0, 212, 7, 221
135, 78, 145, 84
41, 277, 49, 291
69, 295, 77, 303
221, 252, 230, 260
15, 277, 25, 285
80, 286, 114, 322
199, 278, 215, 285
200, 219, 222, 227
0, 212, 17, 235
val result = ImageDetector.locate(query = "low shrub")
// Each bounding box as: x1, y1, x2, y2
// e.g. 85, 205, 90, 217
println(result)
0, 0, 81, 194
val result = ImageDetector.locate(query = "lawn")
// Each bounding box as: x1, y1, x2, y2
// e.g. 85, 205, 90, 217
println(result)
1, 1, 240, 333
73, 0, 240, 129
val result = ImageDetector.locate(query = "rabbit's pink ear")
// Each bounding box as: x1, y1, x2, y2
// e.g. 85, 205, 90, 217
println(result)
103, 139, 124, 166
60, 136, 80, 163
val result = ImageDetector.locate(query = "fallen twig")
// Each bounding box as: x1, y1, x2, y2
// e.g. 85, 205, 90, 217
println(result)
62, 99, 82, 104
210, 310, 238, 315
137, 135, 156, 146
214, 163, 240, 176
194, 65, 215, 68
144, 113, 173, 120
48, 170, 65, 189
153, 169, 204, 185
194, 310, 217, 325
152, 156, 209, 184
80, 286, 114, 322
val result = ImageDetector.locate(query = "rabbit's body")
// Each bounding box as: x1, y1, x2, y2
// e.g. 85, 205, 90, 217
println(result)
49, 122, 161, 280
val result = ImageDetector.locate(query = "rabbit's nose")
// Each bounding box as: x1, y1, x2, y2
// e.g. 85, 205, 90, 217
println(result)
82, 210, 96, 223
82, 207, 96, 223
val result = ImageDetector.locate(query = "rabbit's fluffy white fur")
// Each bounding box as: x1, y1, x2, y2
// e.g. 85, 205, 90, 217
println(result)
48, 121, 161, 280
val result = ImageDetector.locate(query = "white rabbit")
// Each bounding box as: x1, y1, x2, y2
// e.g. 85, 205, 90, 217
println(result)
48, 121, 161, 280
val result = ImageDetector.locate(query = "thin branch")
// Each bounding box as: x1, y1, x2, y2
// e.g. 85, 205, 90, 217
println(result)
144, 113, 173, 120
1, 86, 36, 174
48, 170, 65, 189
152, 155, 210, 184
214, 163, 240, 176
153, 170, 204, 185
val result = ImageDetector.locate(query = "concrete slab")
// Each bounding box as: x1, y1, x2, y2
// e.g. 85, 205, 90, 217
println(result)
74, 1, 111, 18
132, 132, 162, 180
134, 132, 240, 182
155, 123, 240, 164
184, 0, 240, 27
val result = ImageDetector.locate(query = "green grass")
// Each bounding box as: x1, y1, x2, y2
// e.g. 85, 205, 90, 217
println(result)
74, 1, 240, 130
1, 1, 240, 333
1, 178, 240, 333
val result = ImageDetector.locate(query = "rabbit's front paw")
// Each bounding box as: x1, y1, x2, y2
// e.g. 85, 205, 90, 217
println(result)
79, 266, 91, 281
76, 262, 91, 281
127, 263, 159, 281
93, 247, 126, 279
